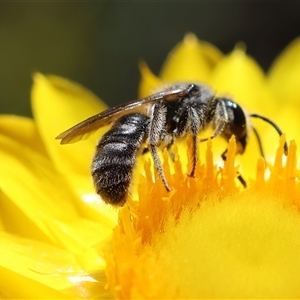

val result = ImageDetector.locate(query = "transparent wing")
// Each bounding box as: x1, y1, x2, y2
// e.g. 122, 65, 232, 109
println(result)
56, 84, 192, 144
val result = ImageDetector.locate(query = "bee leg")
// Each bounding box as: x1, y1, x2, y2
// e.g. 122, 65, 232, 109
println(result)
199, 99, 228, 143
175, 107, 198, 177
221, 149, 247, 188
149, 103, 172, 192
144, 142, 175, 161
150, 144, 172, 192
188, 107, 203, 178
188, 127, 198, 178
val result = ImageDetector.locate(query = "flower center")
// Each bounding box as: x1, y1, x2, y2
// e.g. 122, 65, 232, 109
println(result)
104, 136, 300, 298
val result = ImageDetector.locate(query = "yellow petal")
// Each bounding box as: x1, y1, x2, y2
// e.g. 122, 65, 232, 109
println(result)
138, 60, 162, 98
267, 38, 300, 147
0, 189, 52, 242
0, 115, 48, 156
0, 134, 78, 243
31, 73, 106, 198
268, 38, 300, 104
211, 44, 272, 110
0, 232, 79, 298
0, 232, 110, 299
0, 194, 6, 231
0, 133, 115, 257
46, 218, 111, 270
160, 33, 223, 83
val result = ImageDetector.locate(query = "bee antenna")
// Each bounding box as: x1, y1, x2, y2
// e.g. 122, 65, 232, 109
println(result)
250, 125, 265, 158
249, 113, 288, 156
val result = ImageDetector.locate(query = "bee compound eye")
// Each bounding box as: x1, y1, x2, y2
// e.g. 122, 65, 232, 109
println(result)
223, 98, 247, 139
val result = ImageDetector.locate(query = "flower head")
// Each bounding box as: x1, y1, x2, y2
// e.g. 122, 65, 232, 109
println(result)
1, 34, 300, 298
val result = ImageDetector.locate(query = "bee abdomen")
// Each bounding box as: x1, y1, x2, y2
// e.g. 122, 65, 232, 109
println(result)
92, 113, 149, 206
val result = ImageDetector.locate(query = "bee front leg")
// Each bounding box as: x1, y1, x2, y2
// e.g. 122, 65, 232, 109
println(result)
149, 103, 172, 192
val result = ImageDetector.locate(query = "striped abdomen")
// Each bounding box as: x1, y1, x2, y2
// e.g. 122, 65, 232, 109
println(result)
92, 113, 150, 206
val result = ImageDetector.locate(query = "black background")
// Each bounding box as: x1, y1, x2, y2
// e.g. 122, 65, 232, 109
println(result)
1, 1, 299, 117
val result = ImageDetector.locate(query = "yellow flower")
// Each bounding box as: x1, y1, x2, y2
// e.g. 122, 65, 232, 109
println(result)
1, 33, 300, 298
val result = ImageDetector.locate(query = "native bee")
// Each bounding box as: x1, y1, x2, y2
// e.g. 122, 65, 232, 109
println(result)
57, 83, 287, 206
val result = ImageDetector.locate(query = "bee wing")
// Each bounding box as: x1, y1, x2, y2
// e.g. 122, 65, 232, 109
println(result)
56, 99, 147, 144
56, 85, 191, 144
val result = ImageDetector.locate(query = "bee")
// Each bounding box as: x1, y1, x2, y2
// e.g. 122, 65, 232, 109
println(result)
57, 83, 287, 206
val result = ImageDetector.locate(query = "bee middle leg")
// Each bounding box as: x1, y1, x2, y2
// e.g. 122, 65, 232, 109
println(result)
187, 107, 204, 178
